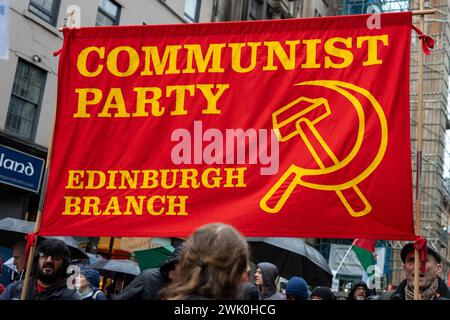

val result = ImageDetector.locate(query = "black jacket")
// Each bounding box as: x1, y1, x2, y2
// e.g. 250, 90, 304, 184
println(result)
114, 268, 169, 300
394, 278, 450, 300
114, 244, 183, 300
0, 277, 80, 300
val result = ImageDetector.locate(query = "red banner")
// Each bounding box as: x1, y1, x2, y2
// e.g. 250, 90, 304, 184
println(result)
40, 12, 415, 239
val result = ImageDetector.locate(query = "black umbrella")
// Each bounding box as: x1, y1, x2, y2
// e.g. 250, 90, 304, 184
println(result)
0, 217, 34, 247
89, 259, 140, 277
247, 237, 333, 287
0, 217, 89, 260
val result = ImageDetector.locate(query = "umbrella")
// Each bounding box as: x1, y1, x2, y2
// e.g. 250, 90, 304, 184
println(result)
89, 259, 140, 277
0, 218, 34, 247
247, 237, 333, 287
0, 217, 89, 260
133, 245, 174, 271
86, 253, 104, 265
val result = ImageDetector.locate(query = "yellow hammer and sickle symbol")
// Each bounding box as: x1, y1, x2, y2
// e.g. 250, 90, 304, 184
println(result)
260, 80, 388, 217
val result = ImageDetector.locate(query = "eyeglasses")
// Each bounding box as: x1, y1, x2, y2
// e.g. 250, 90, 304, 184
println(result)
39, 252, 63, 261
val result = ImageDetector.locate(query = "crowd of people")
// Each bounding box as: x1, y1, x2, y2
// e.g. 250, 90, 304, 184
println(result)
0, 223, 449, 300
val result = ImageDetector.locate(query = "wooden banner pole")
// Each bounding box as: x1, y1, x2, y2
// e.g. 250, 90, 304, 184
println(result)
19, 9, 75, 301
20, 118, 55, 299
414, 0, 426, 301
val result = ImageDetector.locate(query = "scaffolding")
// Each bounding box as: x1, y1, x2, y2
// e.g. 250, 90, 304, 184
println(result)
336, 0, 450, 287
335, 0, 410, 15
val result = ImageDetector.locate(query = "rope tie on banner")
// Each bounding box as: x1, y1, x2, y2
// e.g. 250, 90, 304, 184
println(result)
24, 232, 38, 268
53, 49, 62, 57
414, 236, 428, 273
412, 25, 435, 55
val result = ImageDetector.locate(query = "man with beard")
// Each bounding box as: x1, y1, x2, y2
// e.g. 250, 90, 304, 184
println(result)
0, 239, 80, 300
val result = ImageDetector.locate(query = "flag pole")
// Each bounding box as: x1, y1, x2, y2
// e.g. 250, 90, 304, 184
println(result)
20, 104, 59, 299
19, 8, 75, 301
413, 0, 426, 301
333, 244, 353, 277
20, 162, 50, 299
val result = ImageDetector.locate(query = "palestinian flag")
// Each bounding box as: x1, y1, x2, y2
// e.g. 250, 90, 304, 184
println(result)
352, 239, 376, 283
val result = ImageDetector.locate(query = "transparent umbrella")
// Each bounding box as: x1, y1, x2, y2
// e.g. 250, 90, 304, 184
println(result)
3, 257, 17, 272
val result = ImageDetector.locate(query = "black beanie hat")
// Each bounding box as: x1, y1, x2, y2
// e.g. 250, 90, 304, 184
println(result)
310, 287, 336, 300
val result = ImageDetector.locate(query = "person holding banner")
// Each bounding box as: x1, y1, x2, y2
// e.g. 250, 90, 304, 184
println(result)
161, 223, 249, 300
393, 243, 450, 300
0, 239, 80, 300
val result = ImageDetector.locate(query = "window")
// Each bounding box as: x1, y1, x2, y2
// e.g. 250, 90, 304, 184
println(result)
184, 0, 201, 22
5, 60, 46, 141
96, 0, 121, 26
281, 0, 297, 17
28, 0, 61, 26
248, 0, 265, 20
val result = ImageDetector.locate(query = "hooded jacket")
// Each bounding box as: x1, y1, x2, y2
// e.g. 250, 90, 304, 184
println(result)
114, 244, 183, 300
347, 280, 371, 300
256, 262, 286, 300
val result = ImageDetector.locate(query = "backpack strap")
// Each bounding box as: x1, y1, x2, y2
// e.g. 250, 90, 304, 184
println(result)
92, 290, 102, 300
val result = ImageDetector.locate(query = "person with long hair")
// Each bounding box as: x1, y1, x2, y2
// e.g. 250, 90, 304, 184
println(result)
161, 223, 249, 300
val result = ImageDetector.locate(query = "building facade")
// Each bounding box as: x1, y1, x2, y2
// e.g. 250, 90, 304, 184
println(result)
0, 0, 216, 223
213, 0, 335, 21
